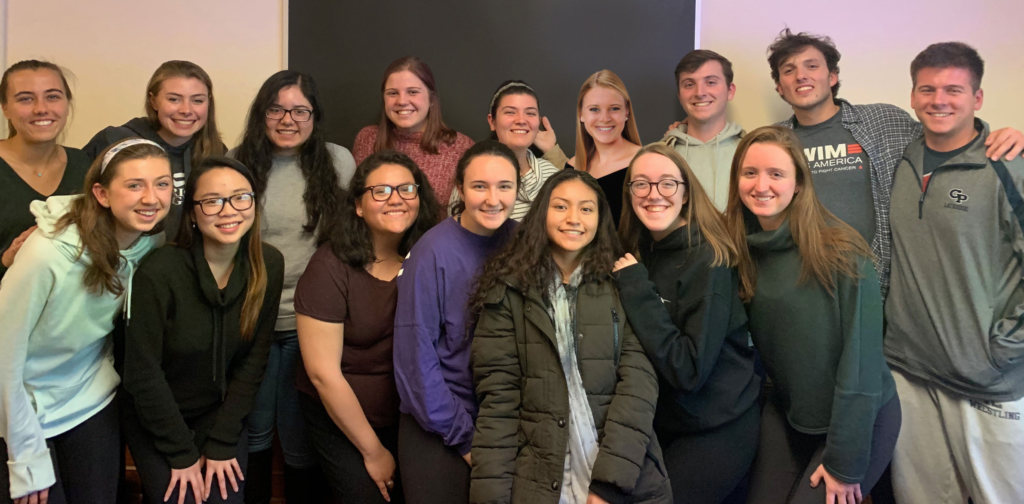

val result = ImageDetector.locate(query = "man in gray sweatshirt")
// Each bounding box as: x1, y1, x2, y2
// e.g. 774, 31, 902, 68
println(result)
885, 42, 1024, 504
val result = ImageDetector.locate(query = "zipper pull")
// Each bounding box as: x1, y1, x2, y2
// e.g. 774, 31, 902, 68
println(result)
612, 308, 619, 323
918, 193, 925, 219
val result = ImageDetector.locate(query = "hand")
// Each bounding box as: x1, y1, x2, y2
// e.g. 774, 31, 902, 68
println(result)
462, 451, 472, 467
985, 127, 1024, 161
2, 226, 36, 268
14, 488, 49, 504
364, 444, 397, 502
809, 464, 862, 504
665, 119, 685, 136
613, 253, 638, 272
165, 458, 204, 504
204, 457, 244, 501
533, 117, 557, 154
586, 492, 610, 504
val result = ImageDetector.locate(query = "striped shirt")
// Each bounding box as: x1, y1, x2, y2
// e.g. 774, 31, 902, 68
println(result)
448, 150, 561, 221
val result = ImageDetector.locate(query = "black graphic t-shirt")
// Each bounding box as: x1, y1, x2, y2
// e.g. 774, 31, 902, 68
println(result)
795, 112, 875, 245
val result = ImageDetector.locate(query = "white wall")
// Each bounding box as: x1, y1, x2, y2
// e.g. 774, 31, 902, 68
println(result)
701, 0, 1024, 131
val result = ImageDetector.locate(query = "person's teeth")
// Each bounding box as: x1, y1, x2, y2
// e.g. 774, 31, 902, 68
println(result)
217, 222, 240, 229
645, 205, 667, 212
693, 102, 711, 107
754, 196, 772, 201
931, 113, 952, 117
562, 230, 583, 235
796, 86, 812, 92
32, 120, 54, 126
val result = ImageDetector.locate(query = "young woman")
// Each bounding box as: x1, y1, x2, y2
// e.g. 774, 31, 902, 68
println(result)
469, 168, 672, 504
0, 60, 91, 280
229, 69, 356, 504
612, 144, 760, 504
725, 126, 900, 504
565, 70, 642, 227
448, 80, 561, 221
294, 150, 441, 504
120, 157, 284, 504
84, 60, 226, 237
392, 140, 519, 504
0, 139, 172, 504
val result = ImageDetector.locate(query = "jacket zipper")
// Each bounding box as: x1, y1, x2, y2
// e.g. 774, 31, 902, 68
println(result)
611, 308, 620, 367
905, 156, 984, 219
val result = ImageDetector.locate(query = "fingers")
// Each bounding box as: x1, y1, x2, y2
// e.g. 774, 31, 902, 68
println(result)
855, 485, 863, 504
191, 472, 206, 503
625, 253, 636, 261
177, 477, 187, 504
39, 489, 48, 504
164, 474, 178, 502
1007, 141, 1024, 161
542, 116, 552, 130
231, 459, 244, 481
809, 470, 821, 488
224, 465, 239, 496
204, 466, 214, 501
825, 489, 835, 504
376, 479, 391, 502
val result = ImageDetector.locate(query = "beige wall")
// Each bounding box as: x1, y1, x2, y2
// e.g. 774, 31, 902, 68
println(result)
3, 0, 286, 149
701, 0, 1024, 131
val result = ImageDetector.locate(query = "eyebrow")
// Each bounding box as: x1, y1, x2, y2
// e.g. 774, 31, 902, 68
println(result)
197, 188, 250, 198
468, 179, 516, 185
14, 89, 64, 97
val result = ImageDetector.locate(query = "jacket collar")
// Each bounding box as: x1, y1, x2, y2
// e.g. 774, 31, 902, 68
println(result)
746, 218, 795, 252
903, 118, 990, 170
188, 230, 250, 307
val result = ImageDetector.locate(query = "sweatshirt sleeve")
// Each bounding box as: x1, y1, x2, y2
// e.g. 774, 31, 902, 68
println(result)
822, 257, 888, 484
202, 251, 284, 461
327, 143, 357, 190
0, 246, 58, 498
393, 248, 476, 455
990, 171, 1024, 369
540, 144, 567, 170
613, 262, 733, 393
123, 267, 203, 469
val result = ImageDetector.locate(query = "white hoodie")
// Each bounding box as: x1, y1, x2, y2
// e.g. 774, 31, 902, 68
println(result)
0, 195, 158, 499
661, 121, 745, 212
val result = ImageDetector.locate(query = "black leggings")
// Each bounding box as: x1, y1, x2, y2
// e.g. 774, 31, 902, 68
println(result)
659, 403, 760, 504
299, 392, 404, 503
0, 399, 120, 504
747, 394, 901, 504
397, 414, 469, 504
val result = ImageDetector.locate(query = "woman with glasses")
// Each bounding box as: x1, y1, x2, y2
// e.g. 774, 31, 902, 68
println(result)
612, 144, 760, 504
120, 156, 285, 504
230, 70, 355, 504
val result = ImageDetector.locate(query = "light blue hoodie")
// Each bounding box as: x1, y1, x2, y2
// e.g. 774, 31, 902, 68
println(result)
0, 195, 159, 498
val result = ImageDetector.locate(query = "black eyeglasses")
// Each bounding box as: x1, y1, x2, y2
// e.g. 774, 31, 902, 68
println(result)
627, 179, 686, 198
266, 106, 313, 122
360, 183, 420, 202
194, 192, 256, 215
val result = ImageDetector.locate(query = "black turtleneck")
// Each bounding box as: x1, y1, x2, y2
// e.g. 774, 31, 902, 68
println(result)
121, 234, 284, 468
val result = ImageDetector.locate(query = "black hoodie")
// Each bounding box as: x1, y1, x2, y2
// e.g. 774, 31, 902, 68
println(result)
82, 117, 194, 237
613, 224, 760, 437
121, 233, 284, 468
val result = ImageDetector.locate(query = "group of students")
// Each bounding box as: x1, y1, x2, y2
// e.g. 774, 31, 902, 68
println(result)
0, 27, 1022, 504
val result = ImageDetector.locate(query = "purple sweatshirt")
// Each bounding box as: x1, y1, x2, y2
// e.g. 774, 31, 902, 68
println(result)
394, 217, 515, 455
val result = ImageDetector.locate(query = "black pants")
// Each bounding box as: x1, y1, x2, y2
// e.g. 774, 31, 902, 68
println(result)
299, 393, 404, 503
0, 399, 120, 504
747, 394, 901, 504
397, 414, 469, 504
122, 402, 249, 504
659, 403, 760, 504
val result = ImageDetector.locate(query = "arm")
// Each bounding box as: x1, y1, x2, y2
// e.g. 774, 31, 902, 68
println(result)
991, 184, 1024, 368
535, 117, 567, 170
327, 144, 358, 190
469, 288, 520, 504
351, 127, 374, 165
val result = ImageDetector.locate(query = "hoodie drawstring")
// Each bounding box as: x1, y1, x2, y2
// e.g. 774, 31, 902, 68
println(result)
714, 132, 721, 204
123, 260, 136, 326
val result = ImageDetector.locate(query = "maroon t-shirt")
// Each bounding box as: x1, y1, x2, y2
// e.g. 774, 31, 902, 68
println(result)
293, 244, 400, 428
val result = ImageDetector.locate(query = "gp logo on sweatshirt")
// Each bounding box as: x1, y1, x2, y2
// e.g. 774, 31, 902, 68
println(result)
945, 188, 969, 212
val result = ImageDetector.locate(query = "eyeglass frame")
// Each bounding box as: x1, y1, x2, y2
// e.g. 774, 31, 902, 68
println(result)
626, 179, 687, 198
265, 106, 313, 122
359, 183, 421, 202
193, 192, 256, 216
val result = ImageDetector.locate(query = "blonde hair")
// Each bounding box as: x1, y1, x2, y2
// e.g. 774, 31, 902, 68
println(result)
573, 70, 641, 171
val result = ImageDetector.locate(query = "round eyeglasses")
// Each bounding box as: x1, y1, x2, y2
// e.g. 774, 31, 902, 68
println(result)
265, 106, 313, 122
194, 192, 256, 216
361, 183, 420, 202
627, 179, 686, 198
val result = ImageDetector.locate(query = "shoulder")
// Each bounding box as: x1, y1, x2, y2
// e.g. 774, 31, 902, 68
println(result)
354, 126, 378, 143
326, 143, 357, 171
62, 147, 92, 170
138, 245, 189, 272
225, 146, 239, 159
848, 102, 915, 124
449, 132, 475, 150
83, 125, 133, 152
407, 219, 454, 257
261, 242, 286, 272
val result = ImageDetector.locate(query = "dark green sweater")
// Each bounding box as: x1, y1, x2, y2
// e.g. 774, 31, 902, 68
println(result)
747, 219, 895, 484
122, 234, 284, 468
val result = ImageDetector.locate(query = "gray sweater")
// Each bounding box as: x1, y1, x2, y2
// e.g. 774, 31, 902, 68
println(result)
885, 119, 1024, 401
229, 143, 356, 331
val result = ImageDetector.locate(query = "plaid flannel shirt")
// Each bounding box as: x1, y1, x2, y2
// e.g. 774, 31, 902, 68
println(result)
778, 99, 922, 298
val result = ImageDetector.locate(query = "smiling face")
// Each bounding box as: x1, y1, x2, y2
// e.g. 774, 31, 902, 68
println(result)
356, 163, 421, 237
737, 142, 800, 231
265, 85, 314, 155
92, 157, 173, 246
383, 70, 431, 133
546, 178, 600, 265
457, 155, 518, 236
678, 60, 735, 126
580, 86, 629, 145
775, 46, 837, 113
149, 77, 209, 147
1, 68, 70, 143
488, 93, 540, 153
192, 168, 256, 247
630, 153, 688, 240
911, 66, 983, 148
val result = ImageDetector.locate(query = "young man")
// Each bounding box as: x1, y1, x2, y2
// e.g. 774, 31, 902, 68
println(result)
768, 29, 1023, 296
661, 50, 742, 211
884, 42, 1024, 504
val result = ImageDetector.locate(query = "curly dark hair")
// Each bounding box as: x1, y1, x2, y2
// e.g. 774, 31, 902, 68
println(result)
767, 28, 842, 98
469, 169, 623, 317
318, 150, 442, 268
234, 70, 343, 240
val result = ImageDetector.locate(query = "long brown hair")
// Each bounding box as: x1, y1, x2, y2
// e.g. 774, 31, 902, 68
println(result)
56, 141, 170, 295
619, 143, 737, 267
724, 126, 871, 301
145, 61, 226, 164
573, 70, 641, 171
175, 157, 267, 341
1, 60, 74, 139
372, 56, 457, 155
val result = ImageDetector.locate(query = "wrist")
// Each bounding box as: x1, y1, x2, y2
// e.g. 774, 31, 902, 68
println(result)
360, 440, 386, 459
